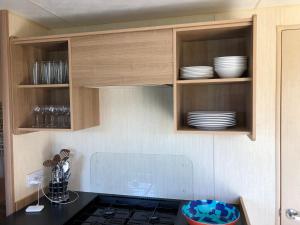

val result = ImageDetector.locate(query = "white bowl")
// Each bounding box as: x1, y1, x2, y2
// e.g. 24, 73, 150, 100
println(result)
215, 67, 246, 78
214, 56, 247, 60
214, 64, 246, 68
181, 66, 213, 70
215, 58, 247, 64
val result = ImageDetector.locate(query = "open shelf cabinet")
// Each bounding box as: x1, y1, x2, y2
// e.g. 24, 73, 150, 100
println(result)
10, 38, 99, 134
173, 16, 256, 140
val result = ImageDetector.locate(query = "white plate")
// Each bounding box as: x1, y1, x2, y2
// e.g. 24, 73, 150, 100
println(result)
180, 76, 213, 80
187, 115, 236, 118
181, 70, 213, 74
181, 75, 214, 78
180, 74, 214, 78
188, 117, 236, 120
181, 73, 214, 77
181, 69, 213, 73
188, 118, 236, 122
181, 76, 214, 79
188, 121, 236, 125
181, 67, 213, 70
181, 66, 213, 70
193, 126, 233, 130
188, 114, 236, 117
188, 111, 236, 115
192, 122, 237, 126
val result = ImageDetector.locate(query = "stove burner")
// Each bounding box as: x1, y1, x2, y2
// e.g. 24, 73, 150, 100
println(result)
149, 215, 160, 223
104, 209, 115, 218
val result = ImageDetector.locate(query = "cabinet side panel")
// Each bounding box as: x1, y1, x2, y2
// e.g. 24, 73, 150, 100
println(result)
71, 87, 99, 130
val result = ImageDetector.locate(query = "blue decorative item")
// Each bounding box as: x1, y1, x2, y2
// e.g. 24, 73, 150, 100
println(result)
182, 200, 240, 225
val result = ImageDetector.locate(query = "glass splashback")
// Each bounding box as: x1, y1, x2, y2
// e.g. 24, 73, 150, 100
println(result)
90, 152, 194, 200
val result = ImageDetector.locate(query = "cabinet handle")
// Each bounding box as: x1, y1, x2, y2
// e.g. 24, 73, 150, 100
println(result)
286, 209, 300, 221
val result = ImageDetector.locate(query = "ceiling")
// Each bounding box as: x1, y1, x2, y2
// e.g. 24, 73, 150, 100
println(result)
1, 0, 300, 29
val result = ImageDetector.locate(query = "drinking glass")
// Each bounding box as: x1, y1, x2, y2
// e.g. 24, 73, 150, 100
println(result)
63, 61, 69, 84
41, 61, 47, 84
48, 105, 56, 128
56, 106, 66, 128
57, 61, 64, 84
46, 61, 53, 84
32, 61, 40, 85
32, 106, 41, 127
63, 106, 71, 128
43, 105, 51, 127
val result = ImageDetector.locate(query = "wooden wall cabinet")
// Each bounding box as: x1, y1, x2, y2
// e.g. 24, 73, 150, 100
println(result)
10, 38, 99, 134
10, 16, 256, 139
173, 16, 256, 140
70, 29, 173, 87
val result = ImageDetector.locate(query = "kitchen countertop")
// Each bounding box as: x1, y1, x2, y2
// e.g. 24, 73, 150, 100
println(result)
0, 191, 98, 225
1, 192, 249, 225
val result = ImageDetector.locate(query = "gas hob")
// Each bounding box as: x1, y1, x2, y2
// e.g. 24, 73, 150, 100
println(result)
66, 194, 185, 225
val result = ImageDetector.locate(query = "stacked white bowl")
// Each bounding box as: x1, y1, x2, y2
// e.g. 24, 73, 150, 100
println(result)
187, 111, 237, 130
214, 56, 247, 78
180, 66, 213, 80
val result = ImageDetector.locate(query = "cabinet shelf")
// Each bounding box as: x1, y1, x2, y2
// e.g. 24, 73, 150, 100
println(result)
177, 126, 251, 135
18, 84, 69, 88
176, 77, 252, 85
18, 127, 72, 132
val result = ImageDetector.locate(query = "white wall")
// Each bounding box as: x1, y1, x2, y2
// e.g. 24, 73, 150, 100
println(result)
51, 86, 215, 199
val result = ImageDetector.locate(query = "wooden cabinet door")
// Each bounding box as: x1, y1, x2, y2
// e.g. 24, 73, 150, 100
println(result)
71, 29, 173, 86
281, 28, 300, 224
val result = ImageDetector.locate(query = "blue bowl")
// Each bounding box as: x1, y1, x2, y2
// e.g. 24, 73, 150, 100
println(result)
182, 200, 240, 225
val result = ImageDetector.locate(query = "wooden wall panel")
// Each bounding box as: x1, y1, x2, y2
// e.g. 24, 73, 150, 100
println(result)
0, 10, 14, 215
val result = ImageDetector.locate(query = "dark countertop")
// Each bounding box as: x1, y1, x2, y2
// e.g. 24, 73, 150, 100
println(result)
1, 192, 247, 225
1, 191, 98, 225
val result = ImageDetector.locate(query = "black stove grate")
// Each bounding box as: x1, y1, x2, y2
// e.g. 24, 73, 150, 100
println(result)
67, 195, 180, 225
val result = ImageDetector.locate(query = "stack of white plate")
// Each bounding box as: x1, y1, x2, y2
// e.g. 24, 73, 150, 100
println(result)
180, 66, 213, 79
187, 111, 237, 130
214, 56, 247, 78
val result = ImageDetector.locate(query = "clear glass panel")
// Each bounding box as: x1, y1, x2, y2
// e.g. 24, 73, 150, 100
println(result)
90, 152, 194, 200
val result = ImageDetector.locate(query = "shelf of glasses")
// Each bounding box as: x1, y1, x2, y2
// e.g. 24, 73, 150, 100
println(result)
18, 84, 70, 88
18, 127, 72, 132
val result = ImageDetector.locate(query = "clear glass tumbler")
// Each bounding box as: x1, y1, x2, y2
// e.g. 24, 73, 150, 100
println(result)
63, 61, 69, 84
57, 61, 64, 84
32, 61, 40, 85
32, 105, 41, 127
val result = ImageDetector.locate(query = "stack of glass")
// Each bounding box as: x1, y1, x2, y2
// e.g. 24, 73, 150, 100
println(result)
32, 105, 71, 128
32, 61, 69, 85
